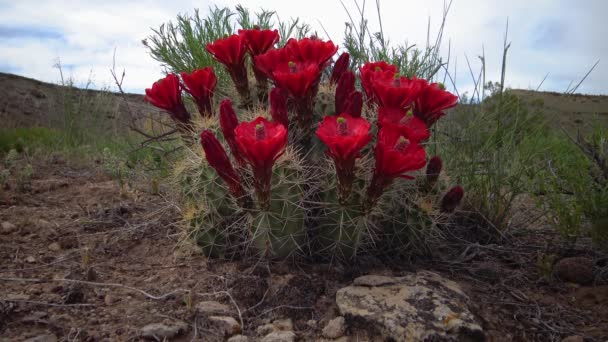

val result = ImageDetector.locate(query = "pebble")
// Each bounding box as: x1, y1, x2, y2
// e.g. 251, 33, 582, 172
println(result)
208, 316, 241, 337
140, 321, 189, 340
322, 317, 346, 339
1, 221, 16, 234
48, 242, 61, 251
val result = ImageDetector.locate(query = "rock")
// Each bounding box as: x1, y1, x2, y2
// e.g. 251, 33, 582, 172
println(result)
25, 256, 36, 263
140, 320, 188, 340
24, 334, 57, 342
561, 336, 584, 342
336, 271, 484, 342
208, 316, 241, 337
260, 331, 296, 342
48, 242, 61, 251
257, 323, 277, 336
273, 318, 293, 331
104, 294, 118, 306
322, 317, 346, 339
554, 257, 595, 285
36, 219, 54, 230
196, 300, 232, 316
1, 221, 16, 234
227, 335, 249, 342
306, 319, 317, 328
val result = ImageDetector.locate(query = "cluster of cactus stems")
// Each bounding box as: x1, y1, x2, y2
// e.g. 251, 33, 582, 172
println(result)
145, 27, 465, 260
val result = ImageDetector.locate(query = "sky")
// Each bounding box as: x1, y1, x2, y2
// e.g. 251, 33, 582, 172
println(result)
0, 0, 606, 96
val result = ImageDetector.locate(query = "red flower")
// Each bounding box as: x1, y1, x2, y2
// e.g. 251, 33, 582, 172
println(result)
238, 28, 280, 56
200, 130, 245, 199
219, 99, 246, 166
206, 34, 251, 106
330, 52, 350, 85
335, 71, 356, 115
206, 34, 248, 68
364, 126, 426, 210
317, 114, 371, 204
181, 67, 217, 117
285, 37, 338, 67
440, 185, 464, 213
144, 73, 191, 125
414, 81, 458, 126
254, 48, 292, 79
270, 88, 289, 128
272, 61, 320, 98
372, 75, 423, 109
360, 61, 398, 102
235, 117, 287, 210
377, 107, 430, 142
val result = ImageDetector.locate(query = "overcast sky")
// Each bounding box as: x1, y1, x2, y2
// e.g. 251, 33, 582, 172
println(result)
0, 0, 606, 96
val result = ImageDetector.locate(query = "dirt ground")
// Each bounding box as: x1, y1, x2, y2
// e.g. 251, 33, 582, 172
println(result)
1, 158, 607, 341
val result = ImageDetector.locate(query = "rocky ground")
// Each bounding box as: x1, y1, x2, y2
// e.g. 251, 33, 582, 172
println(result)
0, 158, 607, 341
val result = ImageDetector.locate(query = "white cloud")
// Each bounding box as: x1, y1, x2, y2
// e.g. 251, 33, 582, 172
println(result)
0, 0, 605, 94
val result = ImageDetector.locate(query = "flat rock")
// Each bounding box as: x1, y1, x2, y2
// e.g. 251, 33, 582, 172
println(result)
24, 335, 57, 342
336, 271, 484, 342
227, 335, 249, 342
1, 221, 16, 234
140, 320, 188, 340
208, 316, 241, 337
554, 257, 595, 285
272, 318, 293, 331
48, 242, 61, 251
260, 331, 296, 342
322, 316, 346, 339
196, 300, 232, 316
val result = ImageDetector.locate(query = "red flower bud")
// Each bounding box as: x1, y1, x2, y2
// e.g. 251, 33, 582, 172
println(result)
181, 67, 217, 117
200, 130, 245, 199
345, 91, 363, 118
144, 73, 191, 125
219, 99, 246, 166
330, 52, 350, 85
440, 185, 464, 213
270, 88, 289, 128
335, 71, 356, 115
425, 156, 443, 187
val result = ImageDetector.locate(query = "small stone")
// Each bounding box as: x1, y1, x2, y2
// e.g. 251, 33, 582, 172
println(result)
554, 257, 595, 285
208, 316, 241, 337
257, 323, 277, 336
104, 294, 118, 306
561, 336, 584, 342
273, 318, 293, 331
227, 335, 249, 342
1, 221, 16, 234
196, 301, 232, 316
36, 219, 54, 230
48, 242, 61, 251
260, 331, 296, 342
306, 319, 317, 328
25, 256, 36, 263
322, 317, 346, 339
140, 321, 188, 340
24, 334, 57, 342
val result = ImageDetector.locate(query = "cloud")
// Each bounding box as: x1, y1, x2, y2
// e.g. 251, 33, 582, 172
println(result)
0, 0, 605, 95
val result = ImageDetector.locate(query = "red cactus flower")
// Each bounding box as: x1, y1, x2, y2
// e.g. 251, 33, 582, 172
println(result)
360, 61, 398, 102
235, 117, 287, 210
206, 34, 251, 106
144, 73, 191, 126
285, 37, 338, 67
425, 156, 443, 188
372, 74, 423, 109
270, 88, 289, 128
335, 71, 356, 115
200, 130, 245, 199
330, 52, 350, 85
219, 99, 246, 166
440, 185, 464, 213
272, 61, 320, 99
364, 126, 427, 211
414, 81, 458, 127
316, 114, 372, 203
377, 107, 430, 142
253, 48, 292, 79
238, 28, 280, 56
181, 67, 217, 117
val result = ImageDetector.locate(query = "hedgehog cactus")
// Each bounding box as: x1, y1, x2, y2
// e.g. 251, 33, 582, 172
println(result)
147, 28, 462, 261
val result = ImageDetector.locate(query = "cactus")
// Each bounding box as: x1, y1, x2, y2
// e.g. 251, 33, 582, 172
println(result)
144, 30, 463, 262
